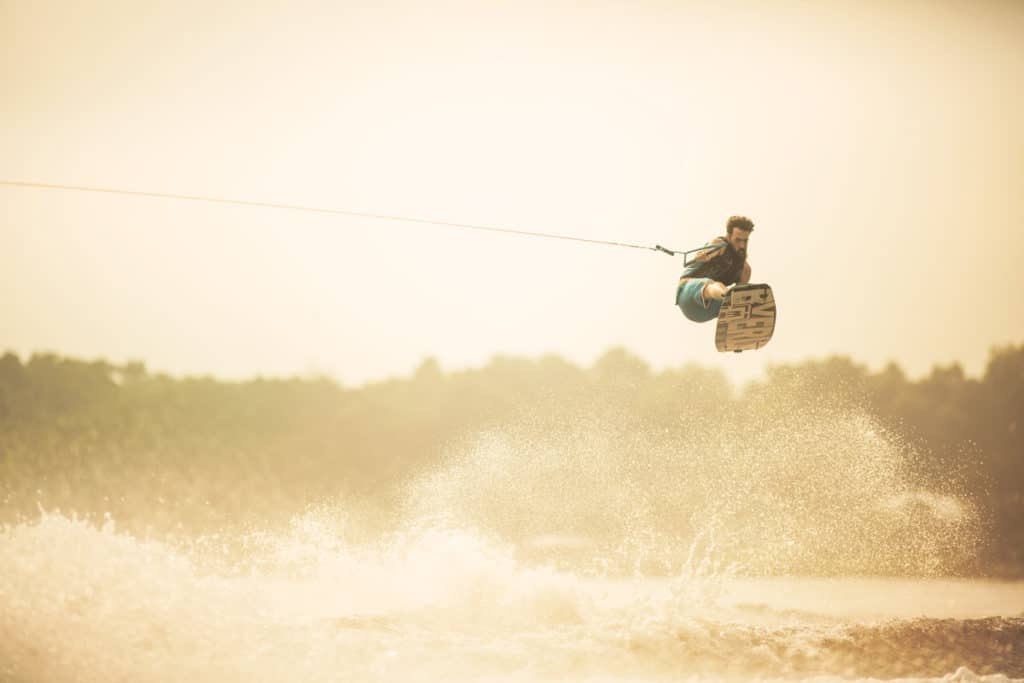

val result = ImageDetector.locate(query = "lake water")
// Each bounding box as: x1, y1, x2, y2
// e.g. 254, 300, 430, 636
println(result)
2, 513, 1021, 683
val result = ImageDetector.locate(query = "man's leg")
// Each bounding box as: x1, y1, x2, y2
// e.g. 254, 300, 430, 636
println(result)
677, 278, 719, 322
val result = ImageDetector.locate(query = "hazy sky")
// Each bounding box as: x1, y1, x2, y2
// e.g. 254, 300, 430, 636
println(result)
2, 0, 1022, 386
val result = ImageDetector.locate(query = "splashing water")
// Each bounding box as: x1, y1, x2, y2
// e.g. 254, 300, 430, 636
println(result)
1, 405, 1019, 682
407, 404, 984, 576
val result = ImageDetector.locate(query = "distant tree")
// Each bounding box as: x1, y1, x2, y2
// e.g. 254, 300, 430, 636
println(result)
1, 344, 1022, 575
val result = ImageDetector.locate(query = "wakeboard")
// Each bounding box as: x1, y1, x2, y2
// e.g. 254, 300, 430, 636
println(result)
715, 283, 776, 353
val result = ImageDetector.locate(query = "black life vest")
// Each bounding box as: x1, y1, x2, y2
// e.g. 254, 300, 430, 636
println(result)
689, 237, 746, 285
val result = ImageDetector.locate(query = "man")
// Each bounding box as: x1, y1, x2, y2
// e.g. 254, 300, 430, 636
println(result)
676, 215, 753, 323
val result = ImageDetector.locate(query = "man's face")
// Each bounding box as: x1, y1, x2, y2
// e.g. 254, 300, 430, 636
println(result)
728, 228, 752, 255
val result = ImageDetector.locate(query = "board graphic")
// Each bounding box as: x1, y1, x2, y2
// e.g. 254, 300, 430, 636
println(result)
715, 283, 776, 352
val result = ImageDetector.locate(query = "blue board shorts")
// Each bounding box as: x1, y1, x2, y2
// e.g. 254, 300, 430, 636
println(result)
676, 278, 722, 323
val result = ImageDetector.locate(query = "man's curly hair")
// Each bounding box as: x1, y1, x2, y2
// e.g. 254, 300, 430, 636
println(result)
726, 215, 754, 234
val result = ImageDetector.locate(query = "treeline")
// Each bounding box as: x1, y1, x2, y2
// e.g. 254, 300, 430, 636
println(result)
0, 346, 1021, 575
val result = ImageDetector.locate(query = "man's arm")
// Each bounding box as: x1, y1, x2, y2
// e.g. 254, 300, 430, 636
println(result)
740, 261, 751, 284
679, 237, 728, 280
